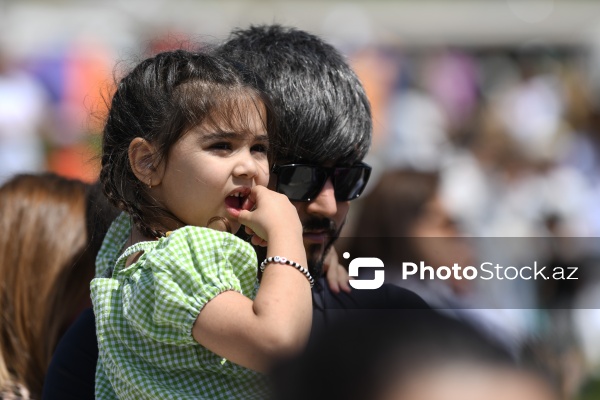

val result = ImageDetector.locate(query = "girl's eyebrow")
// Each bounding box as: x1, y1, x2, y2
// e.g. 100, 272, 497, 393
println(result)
202, 131, 269, 142
254, 133, 269, 142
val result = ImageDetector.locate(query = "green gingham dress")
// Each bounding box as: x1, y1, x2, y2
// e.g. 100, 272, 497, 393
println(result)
91, 213, 268, 399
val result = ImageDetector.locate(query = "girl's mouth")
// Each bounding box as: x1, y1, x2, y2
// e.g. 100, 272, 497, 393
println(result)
225, 188, 252, 216
225, 191, 246, 210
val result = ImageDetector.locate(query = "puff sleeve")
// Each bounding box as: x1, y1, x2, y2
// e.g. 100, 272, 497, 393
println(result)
116, 226, 258, 345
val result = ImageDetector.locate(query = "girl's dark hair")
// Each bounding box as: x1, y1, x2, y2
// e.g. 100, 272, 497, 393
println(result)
101, 49, 275, 238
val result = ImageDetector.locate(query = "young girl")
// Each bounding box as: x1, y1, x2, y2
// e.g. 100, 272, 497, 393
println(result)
91, 49, 312, 399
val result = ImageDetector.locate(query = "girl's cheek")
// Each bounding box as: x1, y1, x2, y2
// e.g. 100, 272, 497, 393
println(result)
259, 172, 270, 186
258, 161, 270, 185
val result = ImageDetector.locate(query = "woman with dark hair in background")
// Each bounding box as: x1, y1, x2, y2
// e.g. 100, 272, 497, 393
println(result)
0, 173, 118, 399
340, 169, 529, 357
342, 168, 474, 302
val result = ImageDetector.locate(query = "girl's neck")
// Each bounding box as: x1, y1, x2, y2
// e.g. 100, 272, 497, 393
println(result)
123, 226, 156, 268
127, 226, 155, 248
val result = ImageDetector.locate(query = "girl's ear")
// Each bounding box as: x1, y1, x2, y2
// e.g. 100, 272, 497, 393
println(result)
128, 138, 163, 188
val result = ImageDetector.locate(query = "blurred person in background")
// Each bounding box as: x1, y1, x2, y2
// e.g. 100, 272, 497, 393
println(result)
338, 169, 523, 353
270, 309, 559, 400
341, 169, 474, 305
0, 173, 117, 399
0, 49, 52, 185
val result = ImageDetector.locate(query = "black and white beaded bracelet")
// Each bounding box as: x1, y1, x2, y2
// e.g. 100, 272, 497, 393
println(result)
259, 256, 314, 288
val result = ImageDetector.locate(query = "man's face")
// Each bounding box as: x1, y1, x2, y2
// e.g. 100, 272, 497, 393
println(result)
268, 169, 350, 277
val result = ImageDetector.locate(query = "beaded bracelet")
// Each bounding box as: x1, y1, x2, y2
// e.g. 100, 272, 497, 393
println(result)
260, 256, 314, 288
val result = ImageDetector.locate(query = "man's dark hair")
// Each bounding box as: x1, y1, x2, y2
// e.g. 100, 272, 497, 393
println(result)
216, 24, 372, 165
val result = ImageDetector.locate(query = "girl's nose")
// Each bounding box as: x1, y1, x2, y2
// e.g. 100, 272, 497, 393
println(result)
232, 151, 258, 179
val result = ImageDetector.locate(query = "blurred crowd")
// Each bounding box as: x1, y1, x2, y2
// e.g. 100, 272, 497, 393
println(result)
348, 44, 600, 237
4, 35, 600, 238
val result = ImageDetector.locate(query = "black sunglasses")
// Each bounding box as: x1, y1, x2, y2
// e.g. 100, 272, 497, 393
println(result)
272, 162, 372, 202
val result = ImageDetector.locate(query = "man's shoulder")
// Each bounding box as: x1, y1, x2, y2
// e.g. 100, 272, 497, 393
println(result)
309, 278, 431, 345
312, 278, 430, 310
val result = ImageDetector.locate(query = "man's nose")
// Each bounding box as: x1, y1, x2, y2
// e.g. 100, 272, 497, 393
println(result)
305, 178, 337, 218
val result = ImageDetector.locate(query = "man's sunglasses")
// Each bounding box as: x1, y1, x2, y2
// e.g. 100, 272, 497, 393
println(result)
271, 162, 372, 202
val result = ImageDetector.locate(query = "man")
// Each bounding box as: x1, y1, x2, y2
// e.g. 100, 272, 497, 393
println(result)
216, 25, 427, 333
42, 25, 427, 400
216, 24, 371, 279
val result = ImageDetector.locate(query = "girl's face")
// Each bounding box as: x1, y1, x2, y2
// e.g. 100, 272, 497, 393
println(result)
153, 101, 269, 233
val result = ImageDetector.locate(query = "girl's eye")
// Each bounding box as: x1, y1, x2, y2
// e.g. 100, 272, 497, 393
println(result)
210, 142, 232, 151
252, 144, 268, 153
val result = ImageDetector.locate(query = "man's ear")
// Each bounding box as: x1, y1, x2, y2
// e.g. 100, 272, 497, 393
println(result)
128, 137, 162, 188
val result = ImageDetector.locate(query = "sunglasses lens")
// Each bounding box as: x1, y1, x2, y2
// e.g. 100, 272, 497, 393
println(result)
276, 166, 327, 201
275, 163, 371, 202
333, 166, 371, 201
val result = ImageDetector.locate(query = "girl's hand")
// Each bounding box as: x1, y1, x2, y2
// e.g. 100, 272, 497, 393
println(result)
238, 186, 302, 243
244, 226, 268, 247
323, 246, 352, 294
